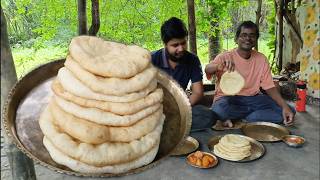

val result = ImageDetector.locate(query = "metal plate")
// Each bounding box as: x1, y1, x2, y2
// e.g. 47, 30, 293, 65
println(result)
212, 120, 245, 131
241, 122, 290, 142
2, 59, 192, 177
186, 152, 218, 168
207, 135, 265, 162
170, 136, 199, 156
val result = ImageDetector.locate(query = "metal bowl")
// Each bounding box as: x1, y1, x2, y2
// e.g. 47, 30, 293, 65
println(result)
171, 136, 199, 156
2, 59, 192, 177
186, 151, 218, 169
282, 135, 305, 148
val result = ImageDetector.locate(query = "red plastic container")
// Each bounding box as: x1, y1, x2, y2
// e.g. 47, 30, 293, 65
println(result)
295, 81, 307, 112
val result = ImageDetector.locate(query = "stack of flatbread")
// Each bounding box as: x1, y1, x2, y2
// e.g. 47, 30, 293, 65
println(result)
38, 36, 165, 174
213, 134, 251, 161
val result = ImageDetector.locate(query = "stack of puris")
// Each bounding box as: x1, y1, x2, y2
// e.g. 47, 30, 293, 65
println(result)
214, 134, 251, 161
39, 36, 165, 174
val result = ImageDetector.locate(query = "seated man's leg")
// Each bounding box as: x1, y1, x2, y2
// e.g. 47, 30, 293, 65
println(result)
245, 94, 295, 124
211, 96, 250, 121
191, 105, 218, 131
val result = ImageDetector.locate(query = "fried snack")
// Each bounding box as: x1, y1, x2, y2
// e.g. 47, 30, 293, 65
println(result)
187, 151, 215, 168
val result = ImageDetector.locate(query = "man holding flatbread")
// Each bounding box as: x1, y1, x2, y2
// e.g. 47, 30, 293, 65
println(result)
205, 21, 295, 127
151, 17, 217, 131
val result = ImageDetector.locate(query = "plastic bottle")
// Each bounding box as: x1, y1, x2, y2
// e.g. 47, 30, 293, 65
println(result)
295, 80, 307, 112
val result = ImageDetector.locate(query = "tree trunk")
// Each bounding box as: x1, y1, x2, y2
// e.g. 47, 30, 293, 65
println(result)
187, 0, 197, 55
278, 0, 284, 73
1, 7, 36, 180
78, 0, 88, 35
255, 0, 262, 51
208, 8, 221, 61
88, 0, 100, 36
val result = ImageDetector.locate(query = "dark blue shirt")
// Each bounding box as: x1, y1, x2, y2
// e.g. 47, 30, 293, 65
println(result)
151, 48, 203, 90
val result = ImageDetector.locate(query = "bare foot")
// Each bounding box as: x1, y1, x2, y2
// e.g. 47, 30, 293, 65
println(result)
222, 120, 233, 128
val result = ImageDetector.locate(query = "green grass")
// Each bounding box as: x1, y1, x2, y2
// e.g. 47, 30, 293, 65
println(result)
12, 45, 68, 78
11, 38, 274, 78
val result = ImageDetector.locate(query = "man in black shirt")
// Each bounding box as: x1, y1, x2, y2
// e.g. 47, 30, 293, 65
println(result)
151, 17, 217, 131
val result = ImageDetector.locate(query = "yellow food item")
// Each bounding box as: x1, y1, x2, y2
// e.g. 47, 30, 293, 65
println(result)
202, 156, 210, 167
188, 152, 215, 168
194, 151, 204, 158
187, 156, 197, 164
196, 159, 202, 166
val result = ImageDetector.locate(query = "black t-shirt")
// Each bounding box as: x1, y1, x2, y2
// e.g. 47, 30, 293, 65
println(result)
151, 48, 203, 90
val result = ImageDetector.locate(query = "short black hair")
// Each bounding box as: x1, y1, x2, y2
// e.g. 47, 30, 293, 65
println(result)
161, 17, 188, 44
235, 21, 260, 39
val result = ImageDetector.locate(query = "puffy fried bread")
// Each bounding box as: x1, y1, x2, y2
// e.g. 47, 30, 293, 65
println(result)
43, 136, 159, 174
57, 67, 157, 103
50, 100, 164, 143
52, 79, 163, 115
53, 95, 161, 126
69, 36, 151, 78
64, 56, 157, 96
39, 105, 164, 166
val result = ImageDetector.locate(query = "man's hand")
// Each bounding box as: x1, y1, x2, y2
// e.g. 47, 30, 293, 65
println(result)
222, 59, 235, 72
282, 105, 294, 125
205, 59, 235, 75
265, 87, 295, 126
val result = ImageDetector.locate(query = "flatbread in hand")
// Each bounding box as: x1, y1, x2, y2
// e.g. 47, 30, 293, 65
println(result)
220, 71, 244, 95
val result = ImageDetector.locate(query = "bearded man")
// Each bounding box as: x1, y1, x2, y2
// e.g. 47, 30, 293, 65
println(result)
151, 17, 217, 131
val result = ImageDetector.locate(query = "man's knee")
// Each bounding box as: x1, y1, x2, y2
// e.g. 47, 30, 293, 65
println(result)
191, 105, 217, 130
211, 100, 229, 120
245, 110, 283, 123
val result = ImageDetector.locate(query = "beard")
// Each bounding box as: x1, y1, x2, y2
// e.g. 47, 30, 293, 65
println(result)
165, 48, 186, 63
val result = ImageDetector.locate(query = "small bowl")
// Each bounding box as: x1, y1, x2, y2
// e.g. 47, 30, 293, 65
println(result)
282, 135, 305, 147
186, 151, 218, 169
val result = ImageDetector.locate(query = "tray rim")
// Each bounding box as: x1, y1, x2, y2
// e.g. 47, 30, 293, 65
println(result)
207, 134, 265, 163
241, 121, 290, 142
2, 59, 192, 177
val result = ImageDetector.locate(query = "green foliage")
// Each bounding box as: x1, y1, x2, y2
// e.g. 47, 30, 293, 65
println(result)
265, 0, 277, 74
98, 0, 186, 50
1, 0, 277, 76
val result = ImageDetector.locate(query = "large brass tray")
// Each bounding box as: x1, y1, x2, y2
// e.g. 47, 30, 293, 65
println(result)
241, 122, 290, 142
207, 135, 265, 162
2, 59, 192, 177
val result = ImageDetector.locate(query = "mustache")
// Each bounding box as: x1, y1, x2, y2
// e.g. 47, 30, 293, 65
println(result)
165, 50, 186, 63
